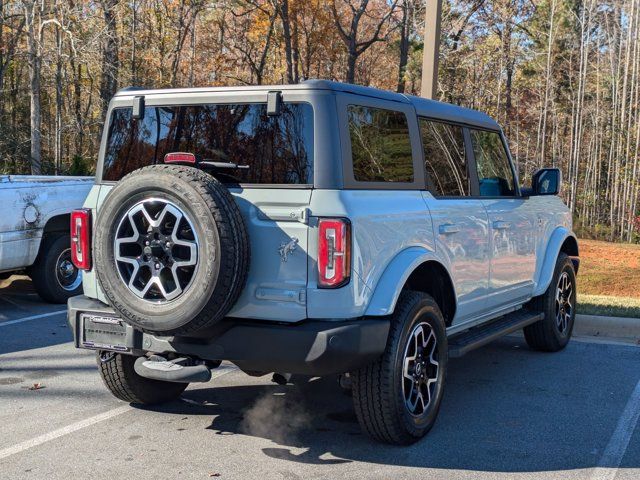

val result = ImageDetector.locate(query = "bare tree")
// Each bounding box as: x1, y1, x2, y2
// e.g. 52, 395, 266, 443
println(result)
99, 0, 119, 118
330, 0, 399, 84
23, 0, 43, 174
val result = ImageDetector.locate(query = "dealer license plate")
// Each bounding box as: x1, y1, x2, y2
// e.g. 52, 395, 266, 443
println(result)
81, 314, 129, 351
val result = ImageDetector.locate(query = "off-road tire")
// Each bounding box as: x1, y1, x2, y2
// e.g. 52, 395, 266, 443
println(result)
94, 165, 250, 336
97, 352, 187, 404
351, 291, 448, 445
524, 253, 577, 352
30, 233, 82, 303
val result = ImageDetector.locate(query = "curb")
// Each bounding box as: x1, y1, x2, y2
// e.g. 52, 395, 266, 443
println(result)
574, 314, 640, 342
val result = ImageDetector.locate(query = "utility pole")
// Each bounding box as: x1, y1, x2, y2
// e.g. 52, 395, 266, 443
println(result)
421, 0, 442, 99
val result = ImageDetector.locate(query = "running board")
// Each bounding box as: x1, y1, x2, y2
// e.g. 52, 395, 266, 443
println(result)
448, 309, 543, 358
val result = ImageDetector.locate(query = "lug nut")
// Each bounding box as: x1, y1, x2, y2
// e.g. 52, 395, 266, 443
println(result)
155, 263, 161, 269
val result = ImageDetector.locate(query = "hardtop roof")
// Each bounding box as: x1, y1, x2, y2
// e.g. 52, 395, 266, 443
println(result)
114, 79, 500, 131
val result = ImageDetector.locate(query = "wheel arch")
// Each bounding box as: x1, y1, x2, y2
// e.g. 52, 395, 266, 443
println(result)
365, 247, 457, 326
41, 212, 70, 237
533, 227, 579, 297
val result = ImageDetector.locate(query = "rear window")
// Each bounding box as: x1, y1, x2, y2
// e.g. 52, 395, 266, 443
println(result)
102, 103, 314, 184
347, 105, 414, 183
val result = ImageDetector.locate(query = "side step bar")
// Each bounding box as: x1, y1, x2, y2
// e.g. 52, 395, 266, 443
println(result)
448, 309, 543, 358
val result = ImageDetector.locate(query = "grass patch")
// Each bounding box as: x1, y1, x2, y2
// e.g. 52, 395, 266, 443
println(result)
579, 239, 640, 298
577, 294, 640, 318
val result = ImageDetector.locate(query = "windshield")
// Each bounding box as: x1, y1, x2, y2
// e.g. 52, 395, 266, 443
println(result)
102, 102, 314, 185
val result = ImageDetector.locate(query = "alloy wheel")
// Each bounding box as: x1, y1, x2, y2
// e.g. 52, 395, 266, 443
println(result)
402, 321, 440, 417
114, 198, 198, 302
555, 271, 573, 334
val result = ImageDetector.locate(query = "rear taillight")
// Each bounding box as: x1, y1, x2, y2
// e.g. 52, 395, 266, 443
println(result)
71, 209, 92, 270
318, 218, 351, 288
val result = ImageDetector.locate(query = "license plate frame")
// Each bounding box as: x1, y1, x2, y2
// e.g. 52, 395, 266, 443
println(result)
81, 314, 129, 352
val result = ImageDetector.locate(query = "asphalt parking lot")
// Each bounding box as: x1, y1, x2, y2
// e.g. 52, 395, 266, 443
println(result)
1, 276, 639, 480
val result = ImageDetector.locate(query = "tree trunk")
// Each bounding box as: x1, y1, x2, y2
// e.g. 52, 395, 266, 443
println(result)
280, 0, 295, 84
396, 0, 410, 93
24, 0, 42, 175
100, 0, 119, 120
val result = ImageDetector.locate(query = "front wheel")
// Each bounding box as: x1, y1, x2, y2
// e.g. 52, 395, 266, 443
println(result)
351, 291, 448, 445
524, 253, 577, 352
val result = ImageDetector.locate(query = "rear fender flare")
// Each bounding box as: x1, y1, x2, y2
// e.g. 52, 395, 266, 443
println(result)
365, 247, 455, 316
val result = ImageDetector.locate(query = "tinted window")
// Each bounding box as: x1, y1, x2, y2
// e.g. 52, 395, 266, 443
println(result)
348, 105, 414, 183
419, 119, 469, 196
102, 103, 314, 184
470, 130, 515, 196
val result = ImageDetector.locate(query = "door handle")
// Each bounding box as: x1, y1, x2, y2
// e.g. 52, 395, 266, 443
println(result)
439, 223, 461, 235
492, 221, 511, 230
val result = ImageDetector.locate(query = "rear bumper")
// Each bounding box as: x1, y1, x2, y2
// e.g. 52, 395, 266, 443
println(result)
67, 295, 389, 376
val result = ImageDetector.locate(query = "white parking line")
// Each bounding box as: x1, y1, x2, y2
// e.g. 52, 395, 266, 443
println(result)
0, 405, 131, 460
0, 364, 238, 460
0, 310, 66, 327
590, 377, 640, 480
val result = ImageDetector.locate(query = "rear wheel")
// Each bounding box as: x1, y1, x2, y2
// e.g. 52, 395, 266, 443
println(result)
30, 234, 83, 303
97, 351, 187, 405
524, 253, 577, 352
351, 291, 447, 445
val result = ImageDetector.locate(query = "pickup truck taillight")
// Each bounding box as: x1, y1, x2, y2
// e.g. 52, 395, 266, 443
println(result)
71, 209, 92, 270
318, 218, 351, 288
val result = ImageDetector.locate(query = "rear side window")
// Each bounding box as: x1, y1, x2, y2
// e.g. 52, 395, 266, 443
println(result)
419, 118, 469, 196
347, 105, 414, 183
470, 129, 515, 196
102, 103, 314, 184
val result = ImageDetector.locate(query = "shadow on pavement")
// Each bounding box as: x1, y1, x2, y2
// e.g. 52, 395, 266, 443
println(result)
140, 338, 640, 474
0, 277, 71, 354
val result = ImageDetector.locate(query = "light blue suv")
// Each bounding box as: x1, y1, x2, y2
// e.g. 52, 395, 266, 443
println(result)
68, 80, 579, 444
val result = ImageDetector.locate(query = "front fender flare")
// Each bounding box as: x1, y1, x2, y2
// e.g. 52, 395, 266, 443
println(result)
365, 247, 450, 316
533, 227, 579, 297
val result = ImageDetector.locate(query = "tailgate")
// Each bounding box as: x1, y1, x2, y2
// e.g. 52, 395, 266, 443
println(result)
226, 188, 310, 322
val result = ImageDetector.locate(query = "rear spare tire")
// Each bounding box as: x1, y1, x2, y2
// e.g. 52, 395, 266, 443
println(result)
94, 165, 249, 336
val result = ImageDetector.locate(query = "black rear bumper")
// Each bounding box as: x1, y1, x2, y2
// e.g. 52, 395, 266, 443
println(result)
68, 295, 389, 376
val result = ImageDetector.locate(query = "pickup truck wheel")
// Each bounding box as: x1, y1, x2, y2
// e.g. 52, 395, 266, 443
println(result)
30, 234, 83, 303
524, 253, 576, 352
351, 291, 447, 445
94, 165, 250, 336
97, 351, 187, 405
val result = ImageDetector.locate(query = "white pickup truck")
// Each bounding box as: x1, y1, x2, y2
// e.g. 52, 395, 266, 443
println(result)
0, 175, 93, 303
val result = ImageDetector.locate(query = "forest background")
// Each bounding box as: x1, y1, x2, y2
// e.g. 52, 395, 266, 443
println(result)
1, 0, 639, 244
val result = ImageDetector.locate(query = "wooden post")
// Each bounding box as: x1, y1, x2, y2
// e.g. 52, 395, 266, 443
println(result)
421, 0, 442, 99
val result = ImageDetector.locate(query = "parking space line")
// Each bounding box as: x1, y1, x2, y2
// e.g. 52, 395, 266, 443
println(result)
0, 364, 238, 461
0, 405, 132, 460
590, 376, 640, 480
0, 310, 66, 327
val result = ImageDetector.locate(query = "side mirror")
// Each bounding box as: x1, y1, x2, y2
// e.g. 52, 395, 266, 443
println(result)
531, 168, 560, 196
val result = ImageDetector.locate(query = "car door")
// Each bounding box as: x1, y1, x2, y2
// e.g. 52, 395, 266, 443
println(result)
469, 128, 536, 310
418, 118, 491, 325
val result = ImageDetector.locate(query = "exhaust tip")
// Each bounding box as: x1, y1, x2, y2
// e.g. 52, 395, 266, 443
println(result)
271, 372, 292, 385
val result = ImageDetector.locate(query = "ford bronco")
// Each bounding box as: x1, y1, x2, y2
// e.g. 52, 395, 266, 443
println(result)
67, 80, 579, 445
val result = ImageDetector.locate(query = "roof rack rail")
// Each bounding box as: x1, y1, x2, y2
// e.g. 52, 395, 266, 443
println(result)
117, 86, 146, 93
